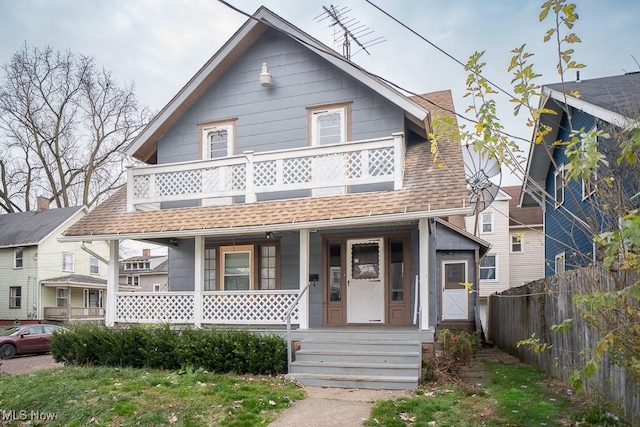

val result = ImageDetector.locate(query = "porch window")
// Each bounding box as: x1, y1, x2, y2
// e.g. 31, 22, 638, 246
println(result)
329, 243, 342, 302
83, 289, 103, 308
9, 286, 21, 309
204, 248, 217, 291
479, 254, 497, 280
389, 240, 404, 301
90, 257, 100, 275
200, 121, 235, 159
14, 248, 23, 269
126, 275, 140, 286
56, 288, 68, 308
259, 245, 277, 290
62, 252, 75, 272
221, 245, 252, 291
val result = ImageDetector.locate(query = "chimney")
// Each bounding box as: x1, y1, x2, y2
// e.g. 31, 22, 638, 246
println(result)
142, 249, 151, 257
36, 197, 50, 212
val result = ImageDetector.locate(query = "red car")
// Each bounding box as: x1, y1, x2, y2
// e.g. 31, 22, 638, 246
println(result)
0, 324, 66, 359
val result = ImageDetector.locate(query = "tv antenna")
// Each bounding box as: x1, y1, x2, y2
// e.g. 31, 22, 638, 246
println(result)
461, 142, 502, 235
315, 5, 385, 60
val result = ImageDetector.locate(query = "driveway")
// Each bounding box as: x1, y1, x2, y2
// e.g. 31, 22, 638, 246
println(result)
0, 354, 63, 375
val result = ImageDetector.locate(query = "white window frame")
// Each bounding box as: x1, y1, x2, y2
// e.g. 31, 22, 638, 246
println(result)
83, 289, 103, 308
220, 245, 253, 291
126, 275, 140, 286
90, 257, 100, 275
56, 288, 68, 308
62, 252, 75, 272
581, 169, 597, 200
555, 252, 566, 274
153, 284, 162, 292
442, 260, 468, 290
480, 211, 494, 234
200, 121, 235, 159
309, 105, 347, 146
510, 233, 524, 253
14, 248, 24, 269
554, 165, 565, 208
479, 254, 498, 281
9, 286, 21, 309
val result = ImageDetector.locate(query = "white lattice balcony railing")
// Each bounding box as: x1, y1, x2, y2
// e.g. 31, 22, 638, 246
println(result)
127, 133, 405, 212
114, 290, 300, 325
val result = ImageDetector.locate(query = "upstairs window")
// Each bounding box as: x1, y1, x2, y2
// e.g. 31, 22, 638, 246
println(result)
62, 252, 75, 272
309, 104, 349, 146
481, 211, 494, 234
480, 254, 497, 280
126, 276, 140, 286
554, 165, 565, 208
200, 121, 235, 159
90, 257, 100, 275
510, 234, 524, 253
14, 248, 23, 269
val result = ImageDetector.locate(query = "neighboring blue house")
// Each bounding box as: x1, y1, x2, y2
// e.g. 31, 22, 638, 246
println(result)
521, 72, 640, 276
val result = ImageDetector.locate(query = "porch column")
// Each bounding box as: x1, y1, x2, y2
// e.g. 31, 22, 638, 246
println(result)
418, 218, 430, 330
106, 239, 119, 327
298, 228, 310, 329
194, 235, 204, 328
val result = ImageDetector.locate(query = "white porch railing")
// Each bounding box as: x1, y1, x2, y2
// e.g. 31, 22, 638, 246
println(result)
127, 133, 405, 212
44, 307, 105, 320
114, 290, 300, 325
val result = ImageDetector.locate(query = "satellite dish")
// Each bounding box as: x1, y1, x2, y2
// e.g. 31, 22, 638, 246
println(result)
461, 142, 502, 221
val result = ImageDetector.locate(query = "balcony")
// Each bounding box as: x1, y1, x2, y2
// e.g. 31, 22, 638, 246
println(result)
127, 133, 405, 212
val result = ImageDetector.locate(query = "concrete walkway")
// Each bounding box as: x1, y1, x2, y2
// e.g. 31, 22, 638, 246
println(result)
0, 354, 63, 375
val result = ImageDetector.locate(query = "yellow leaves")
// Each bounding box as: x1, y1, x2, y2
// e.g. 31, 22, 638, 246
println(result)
475, 123, 485, 133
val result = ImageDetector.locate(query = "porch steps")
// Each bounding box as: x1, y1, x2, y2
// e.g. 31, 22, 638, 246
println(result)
286, 329, 421, 390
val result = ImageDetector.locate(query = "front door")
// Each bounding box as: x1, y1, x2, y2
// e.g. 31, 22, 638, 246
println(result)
442, 261, 469, 320
347, 238, 384, 323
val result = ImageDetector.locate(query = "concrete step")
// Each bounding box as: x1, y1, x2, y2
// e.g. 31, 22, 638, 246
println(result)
290, 360, 419, 376
285, 372, 419, 390
300, 339, 419, 352
295, 330, 421, 342
295, 349, 420, 364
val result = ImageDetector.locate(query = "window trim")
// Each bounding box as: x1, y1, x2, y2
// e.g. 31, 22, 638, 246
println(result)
14, 248, 24, 269
480, 211, 494, 234
307, 103, 351, 146
126, 275, 140, 286
206, 242, 280, 291
555, 252, 566, 274
153, 284, 162, 292
62, 252, 75, 273
83, 289, 103, 308
581, 169, 597, 200
554, 165, 565, 208
220, 244, 254, 291
479, 253, 498, 281
89, 257, 100, 275
510, 233, 524, 253
56, 287, 68, 308
199, 119, 236, 160
442, 260, 469, 290
9, 286, 21, 309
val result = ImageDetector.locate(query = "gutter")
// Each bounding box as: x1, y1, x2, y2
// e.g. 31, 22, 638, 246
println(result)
59, 205, 474, 242
81, 241, 109, 265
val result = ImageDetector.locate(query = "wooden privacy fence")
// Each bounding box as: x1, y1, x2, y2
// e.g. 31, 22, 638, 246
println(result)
488, 267, 639, 423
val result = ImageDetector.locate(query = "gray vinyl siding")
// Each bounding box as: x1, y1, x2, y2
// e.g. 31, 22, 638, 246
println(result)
167, 241, 195, 291
157, 27, 404, 165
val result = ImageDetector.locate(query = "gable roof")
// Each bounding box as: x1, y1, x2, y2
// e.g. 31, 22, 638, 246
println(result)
522, 72, 640, 207
127, 6, 430, 163
502, 186, 542, 226
0, 206, 85, 248
434, 217, 491, 258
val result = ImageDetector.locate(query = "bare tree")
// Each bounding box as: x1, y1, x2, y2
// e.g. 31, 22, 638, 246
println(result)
0, 43, 149, 212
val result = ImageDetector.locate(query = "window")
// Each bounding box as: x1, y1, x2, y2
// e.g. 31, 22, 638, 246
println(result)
83, 289, 103, 308
126, 275, 140, 286
9, 287, 21, 309
481, 211, 494, 234
389, 240, 405, 301
582, 170, 597, 200
309, 105, 348, 146
510, 234, 524, 253
125, 261, 151, 270
90, 257, 100, 275
14, 248, 24, 269
554, 165, 565, 208
56, 288, 68, 308
555, 252, 566, 274
62, 252, 75, 272
259, 245, 277, 290
200, 121, 235, 159
153, 284, 162, 292
480, 254, 497, 280
204, 248, 217, 291
220, 245, 252, 291
443, 261, 467, 289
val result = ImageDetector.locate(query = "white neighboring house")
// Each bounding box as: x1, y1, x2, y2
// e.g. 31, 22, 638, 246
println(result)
119, 249, 168, 292
464, 186, 544, 335
0, 200, 110, 324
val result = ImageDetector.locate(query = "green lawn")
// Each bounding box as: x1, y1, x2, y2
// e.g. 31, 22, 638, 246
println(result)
0, 366, 304, 426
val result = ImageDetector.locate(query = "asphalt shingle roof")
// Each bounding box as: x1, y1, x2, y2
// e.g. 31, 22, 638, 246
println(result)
0, 206, 84, 247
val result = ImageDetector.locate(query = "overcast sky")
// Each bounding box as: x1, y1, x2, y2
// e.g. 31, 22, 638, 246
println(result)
1, 0, 639, 187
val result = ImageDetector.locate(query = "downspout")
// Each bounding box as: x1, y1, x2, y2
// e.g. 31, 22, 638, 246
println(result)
81, 241, 109, 265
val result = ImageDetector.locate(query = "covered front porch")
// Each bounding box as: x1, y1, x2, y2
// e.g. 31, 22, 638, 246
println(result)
41, 275, 107, 323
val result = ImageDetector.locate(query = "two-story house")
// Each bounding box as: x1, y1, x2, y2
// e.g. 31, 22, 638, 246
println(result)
119, 249, 168, 292
522, 73, 640, 276
59, 7, 489, 389
0, 200, 109, 325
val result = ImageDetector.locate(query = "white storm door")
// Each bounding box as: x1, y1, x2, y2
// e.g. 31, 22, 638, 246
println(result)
442, 261, 469, 320
347, 238, 385, 323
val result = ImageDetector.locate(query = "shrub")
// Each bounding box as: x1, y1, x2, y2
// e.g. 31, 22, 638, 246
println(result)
50, 324, 287, 375
428, 328, 477, 379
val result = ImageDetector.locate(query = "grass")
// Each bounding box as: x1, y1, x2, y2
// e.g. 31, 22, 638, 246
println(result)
365, 359, 623, 427
0, 365, 304, 426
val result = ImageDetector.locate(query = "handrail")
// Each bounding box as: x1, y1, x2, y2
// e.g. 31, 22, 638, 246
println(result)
284, 281, 313, 375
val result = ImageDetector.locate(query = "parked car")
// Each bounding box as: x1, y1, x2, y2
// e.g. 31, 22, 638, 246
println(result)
0, 324, 66, 359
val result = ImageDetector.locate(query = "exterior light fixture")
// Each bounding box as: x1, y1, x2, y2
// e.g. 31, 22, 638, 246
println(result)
266, 231, 275, 240
259, 62, 273, 87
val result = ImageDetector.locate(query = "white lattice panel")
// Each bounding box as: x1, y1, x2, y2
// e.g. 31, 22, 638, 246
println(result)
202, 291, 299, 325
231, 164, 247, 190
133, 175, 150, 198
283, 158, 311, 184
369, 147, 394, 176
157, 170, 202, 196
347, 152, 363, 179
116, 293, 194, 323
254, 161, 277, 186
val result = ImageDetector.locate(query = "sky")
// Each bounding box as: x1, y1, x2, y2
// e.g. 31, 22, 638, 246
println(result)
1, 0, 639, 189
